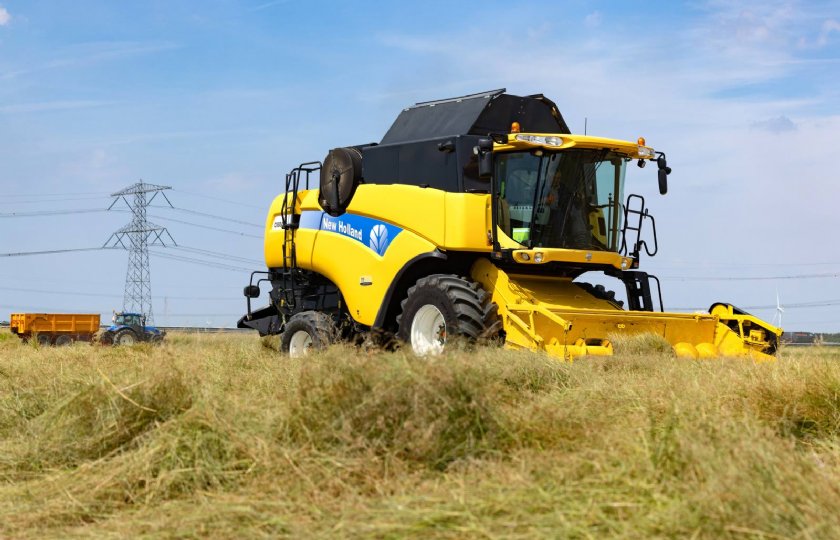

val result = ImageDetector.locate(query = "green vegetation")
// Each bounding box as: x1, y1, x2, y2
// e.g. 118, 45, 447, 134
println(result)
1, 329, 839, 538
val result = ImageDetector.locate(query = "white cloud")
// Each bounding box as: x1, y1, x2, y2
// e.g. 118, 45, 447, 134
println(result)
0, 100, 115, 114
59, 148, 128, 189
818, 18, 840, 46
751, 115, 797, 132
249, 0, 291, 12
2, 41, 179, 80
584, 11, 602, 28
0, 6, 11, 26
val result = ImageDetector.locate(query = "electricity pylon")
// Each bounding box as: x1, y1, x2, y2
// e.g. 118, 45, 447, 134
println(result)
104, 182, 176, 324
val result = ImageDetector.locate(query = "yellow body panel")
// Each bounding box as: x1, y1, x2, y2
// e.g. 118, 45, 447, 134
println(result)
309, 226, 436, 325
264, 180, 635, 273
494, 132, 655, 159
443, 192, 494, 249
470, 259, 780, 362
509, 248, 632, 271
265, 185, 444, 325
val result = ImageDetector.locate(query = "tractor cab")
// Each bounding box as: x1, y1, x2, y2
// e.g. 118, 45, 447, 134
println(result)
100, 311, 165, 346
113, 312, 144, 328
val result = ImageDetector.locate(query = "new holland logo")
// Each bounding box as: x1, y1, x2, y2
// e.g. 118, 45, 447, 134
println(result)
298, 211, 402, 256
369, 224, 389, 256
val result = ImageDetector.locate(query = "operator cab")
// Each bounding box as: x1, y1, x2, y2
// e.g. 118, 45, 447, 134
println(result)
496, 148, 626, 252
479, 131, 670, 312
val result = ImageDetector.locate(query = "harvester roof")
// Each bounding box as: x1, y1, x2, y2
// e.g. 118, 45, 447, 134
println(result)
322, 89, 574, 199
380, 89, 570, 145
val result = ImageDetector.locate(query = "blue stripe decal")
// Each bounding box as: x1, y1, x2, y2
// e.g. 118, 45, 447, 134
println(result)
298, 211, 322, 230
299, 210, 403, 256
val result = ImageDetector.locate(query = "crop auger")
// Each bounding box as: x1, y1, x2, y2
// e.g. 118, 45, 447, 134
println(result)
239, 89, 781, 361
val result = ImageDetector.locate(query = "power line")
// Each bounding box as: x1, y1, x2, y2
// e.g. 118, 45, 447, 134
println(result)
0, 273, 243, 292
756, 299, 840, 309
162, 207, 263, 229
661, 272, 840, 281
670, 299, 840, 311
172, 188, 266, 210
0, 285, 239, 301
0, 193, 111, 204
0, 196, 112, 206
0, 304, 243, 319
155, 313, 243, 317
150, 250, 253, 272
0, 244, 260, 269
1, 207, 261, 238
0, 247, 114, 257
2, 191, 111, 198
0, 246, 260, 267
173, 245, 262, 265
148, 214, 262, 238
0, 208, 109, 217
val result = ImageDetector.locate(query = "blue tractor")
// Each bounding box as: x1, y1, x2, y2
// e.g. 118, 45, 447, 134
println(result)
100, 312, 166, 346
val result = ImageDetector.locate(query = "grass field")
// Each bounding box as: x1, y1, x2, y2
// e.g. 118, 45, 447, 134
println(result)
1, 330, 839, 538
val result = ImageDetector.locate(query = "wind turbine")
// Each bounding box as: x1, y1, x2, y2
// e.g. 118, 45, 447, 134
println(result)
772, 289, 784, 328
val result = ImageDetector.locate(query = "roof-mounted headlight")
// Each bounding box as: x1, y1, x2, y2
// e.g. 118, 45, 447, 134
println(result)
637, 146, 655, 158
516, 134, 564, 146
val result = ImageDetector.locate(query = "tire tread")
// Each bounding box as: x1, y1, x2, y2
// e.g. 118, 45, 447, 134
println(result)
397, 273, 502, 348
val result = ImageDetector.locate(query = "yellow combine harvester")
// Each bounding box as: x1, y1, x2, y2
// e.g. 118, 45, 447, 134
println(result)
239, 89, 781, 360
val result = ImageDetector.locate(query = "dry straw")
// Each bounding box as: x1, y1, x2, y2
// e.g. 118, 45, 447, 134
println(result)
0, 329, 839, 538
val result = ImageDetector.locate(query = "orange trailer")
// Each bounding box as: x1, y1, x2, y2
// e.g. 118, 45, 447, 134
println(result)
9, 313, 101, 346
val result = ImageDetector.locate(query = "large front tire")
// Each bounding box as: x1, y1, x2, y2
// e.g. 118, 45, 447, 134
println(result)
114, 329, 138, 346
280, 311, 337, 358
397, 274, 500, 356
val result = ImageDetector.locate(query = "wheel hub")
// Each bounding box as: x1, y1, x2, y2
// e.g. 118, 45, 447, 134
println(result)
289, 330, 313, 358
410, 304, 446, 356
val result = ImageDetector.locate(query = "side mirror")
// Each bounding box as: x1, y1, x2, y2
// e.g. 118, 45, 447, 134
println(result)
243, 285, 260, 298
476, 138, 494, 179
658, 168, 668, 195
656, 153, 671, 195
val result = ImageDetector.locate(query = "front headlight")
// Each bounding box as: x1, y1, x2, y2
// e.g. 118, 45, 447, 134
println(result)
637, 146, 655, 158
516, 134, 564, 147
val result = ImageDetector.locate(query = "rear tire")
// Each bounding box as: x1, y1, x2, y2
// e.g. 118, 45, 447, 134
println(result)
114, 329, 138, 346
280, 311, 337, 358
397, 274, 501, 356
576, 281, 624, 308
54, 335, 73, 346
36, 334, 52, 347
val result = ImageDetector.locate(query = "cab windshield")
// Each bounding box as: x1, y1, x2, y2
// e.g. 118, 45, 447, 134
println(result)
115, 314, 143, 326
496, 149, 626, 251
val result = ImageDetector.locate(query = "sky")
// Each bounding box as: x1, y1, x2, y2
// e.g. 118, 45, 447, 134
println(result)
1, 0, 839, 331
